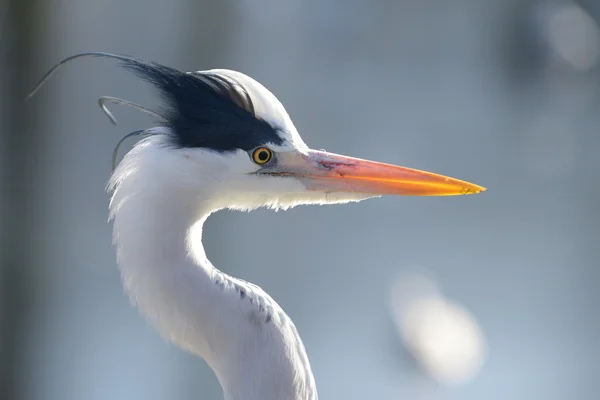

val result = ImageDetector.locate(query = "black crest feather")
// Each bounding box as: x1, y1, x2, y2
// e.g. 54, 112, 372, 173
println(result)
120, 59, 284, 151
26, 52, 285, 152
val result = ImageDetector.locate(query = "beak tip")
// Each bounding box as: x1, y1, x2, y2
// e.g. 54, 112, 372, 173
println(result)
462, 184, 486, 195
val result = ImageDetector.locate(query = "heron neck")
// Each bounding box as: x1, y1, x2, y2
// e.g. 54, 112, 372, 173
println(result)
110, 176, 219, 353
108, 138, 317, 400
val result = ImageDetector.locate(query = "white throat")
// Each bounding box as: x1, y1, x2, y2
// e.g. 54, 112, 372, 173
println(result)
108, 134, 318, 400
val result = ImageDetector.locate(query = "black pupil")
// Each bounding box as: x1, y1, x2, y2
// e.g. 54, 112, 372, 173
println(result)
258, 150, 269, 161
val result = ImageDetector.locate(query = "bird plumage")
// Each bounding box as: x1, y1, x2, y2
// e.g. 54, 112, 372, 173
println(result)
109, 132, 319, 400
106, 62, 349, 400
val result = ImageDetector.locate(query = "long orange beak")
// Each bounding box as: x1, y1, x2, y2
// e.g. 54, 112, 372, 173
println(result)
263, 150, 485, 196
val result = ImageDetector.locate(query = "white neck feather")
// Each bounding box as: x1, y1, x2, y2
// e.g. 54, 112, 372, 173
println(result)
108, 134, 318, 400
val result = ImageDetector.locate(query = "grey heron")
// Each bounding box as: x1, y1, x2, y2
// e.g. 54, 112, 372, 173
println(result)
28, 53, 485, 400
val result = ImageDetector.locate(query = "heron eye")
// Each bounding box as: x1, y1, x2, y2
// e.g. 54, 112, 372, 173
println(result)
252, 147, 272, 165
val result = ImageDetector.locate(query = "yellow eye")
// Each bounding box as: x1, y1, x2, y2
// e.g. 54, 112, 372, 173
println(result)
252, 147, 272, 165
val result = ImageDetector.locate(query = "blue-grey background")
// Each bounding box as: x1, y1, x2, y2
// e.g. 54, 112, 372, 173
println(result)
1, 0, 599, 399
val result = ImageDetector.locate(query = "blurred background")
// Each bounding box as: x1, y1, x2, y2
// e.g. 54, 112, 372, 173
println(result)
1, 0, 599, 399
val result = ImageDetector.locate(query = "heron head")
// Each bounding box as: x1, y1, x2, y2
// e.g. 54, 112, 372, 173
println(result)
114, 59, 485, 212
